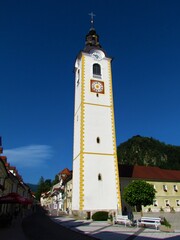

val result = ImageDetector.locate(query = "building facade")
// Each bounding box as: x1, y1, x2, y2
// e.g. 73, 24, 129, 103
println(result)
119, 165, 180, 213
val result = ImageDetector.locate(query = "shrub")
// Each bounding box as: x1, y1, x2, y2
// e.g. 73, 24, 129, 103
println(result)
161, 217, 171, 228
92, 211, 109, 221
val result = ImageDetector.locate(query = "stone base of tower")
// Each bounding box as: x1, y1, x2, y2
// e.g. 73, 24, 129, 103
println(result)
72, 208, 122, 220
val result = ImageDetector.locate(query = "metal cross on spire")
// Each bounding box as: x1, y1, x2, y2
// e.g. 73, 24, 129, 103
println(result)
88, 12, 96, 28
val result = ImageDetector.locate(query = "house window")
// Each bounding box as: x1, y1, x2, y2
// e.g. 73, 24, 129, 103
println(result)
165, 199, 170, 207
98, 173, 102, 181
174, 185, 178, 192
176, 200, 180, 207
96, 137, 100, 144
153, 200, 158, 207
93, 63, 101, 77
163, 185, 168, 192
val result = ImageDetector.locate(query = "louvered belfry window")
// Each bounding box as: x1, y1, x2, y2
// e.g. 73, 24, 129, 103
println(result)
93, 63, 101, 76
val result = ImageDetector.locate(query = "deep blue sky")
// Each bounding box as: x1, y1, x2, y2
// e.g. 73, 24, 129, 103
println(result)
1, 0, 180, 184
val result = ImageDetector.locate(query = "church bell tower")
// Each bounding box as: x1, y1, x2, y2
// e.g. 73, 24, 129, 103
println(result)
72, 15, 121, 217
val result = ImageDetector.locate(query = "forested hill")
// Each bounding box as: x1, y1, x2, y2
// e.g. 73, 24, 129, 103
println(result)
117, 135, 180, 170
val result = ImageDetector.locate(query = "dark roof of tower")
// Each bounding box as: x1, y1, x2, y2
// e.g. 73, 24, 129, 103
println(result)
83, 27, 107, 55
85, 27, 101, 47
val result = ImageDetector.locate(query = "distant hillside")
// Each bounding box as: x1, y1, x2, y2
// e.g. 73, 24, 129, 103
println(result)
26, 183, 38, 193
117, 135, 180, 170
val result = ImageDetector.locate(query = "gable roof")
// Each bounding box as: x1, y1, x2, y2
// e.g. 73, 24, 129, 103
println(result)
0, 157, 9, 177
119, 165, 180, 181
59, 168, 71, 175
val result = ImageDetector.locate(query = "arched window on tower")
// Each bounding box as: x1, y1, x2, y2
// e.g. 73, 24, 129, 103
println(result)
93, 63, 101, 78
98, 173, 102, 181
96, 137, 100, 144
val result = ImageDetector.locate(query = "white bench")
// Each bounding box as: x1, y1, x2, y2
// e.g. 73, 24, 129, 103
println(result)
114, 215, 131, 227
137, 217, 161, 230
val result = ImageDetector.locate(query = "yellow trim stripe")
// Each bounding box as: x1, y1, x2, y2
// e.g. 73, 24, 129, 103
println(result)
108, 60, 122, 212
83, 152, 116, 156
84, 102, 111, 108
79, 55, 85, 210
73, 152, 116, 161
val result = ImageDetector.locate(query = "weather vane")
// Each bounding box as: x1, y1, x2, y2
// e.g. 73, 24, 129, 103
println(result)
88, 12, 96, 28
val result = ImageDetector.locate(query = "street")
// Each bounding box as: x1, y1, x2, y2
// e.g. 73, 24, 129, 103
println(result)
0, 206, 97, 240
22, 206, 97, 240
1, 206, 180, 240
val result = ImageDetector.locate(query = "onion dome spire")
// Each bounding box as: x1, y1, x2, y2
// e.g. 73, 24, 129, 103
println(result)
84, 12, 102, 52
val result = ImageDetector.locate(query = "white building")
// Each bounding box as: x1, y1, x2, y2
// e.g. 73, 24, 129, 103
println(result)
72, 17, 121, 218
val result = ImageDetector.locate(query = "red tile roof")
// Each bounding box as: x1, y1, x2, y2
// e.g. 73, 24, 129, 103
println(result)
119, 165, 180, 181
59, 168, 71, 175
0, 156, 7, 163
0, 147, 3, 154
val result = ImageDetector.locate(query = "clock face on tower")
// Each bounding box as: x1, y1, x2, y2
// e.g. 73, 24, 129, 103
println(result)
90, 80, 104, 94
90, 50, 105, 61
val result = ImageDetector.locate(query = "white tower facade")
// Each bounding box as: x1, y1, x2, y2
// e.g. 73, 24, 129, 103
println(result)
72, 23, 121, 217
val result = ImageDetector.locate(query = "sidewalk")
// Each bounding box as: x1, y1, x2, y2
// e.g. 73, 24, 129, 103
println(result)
52, 216, 180, 240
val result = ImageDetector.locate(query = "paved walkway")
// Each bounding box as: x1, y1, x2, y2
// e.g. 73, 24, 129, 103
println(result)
1, 209, 180, 240
52, 216, 180, 240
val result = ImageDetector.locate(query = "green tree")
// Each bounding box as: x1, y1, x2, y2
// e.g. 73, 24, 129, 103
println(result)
35, 177, 52, 201
52, 174, 59, 186
123, 180, 156, 216
35, 176, 45, 201
44, 179, 52, 190
117, 135, 180, 170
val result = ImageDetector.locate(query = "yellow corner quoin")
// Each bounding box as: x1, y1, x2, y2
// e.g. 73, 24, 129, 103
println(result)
108, 60, 113, 106
115, 158, 121, 209
108, 60, 122, 212
79, 155, 84, 210
79, 54, 85, 210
